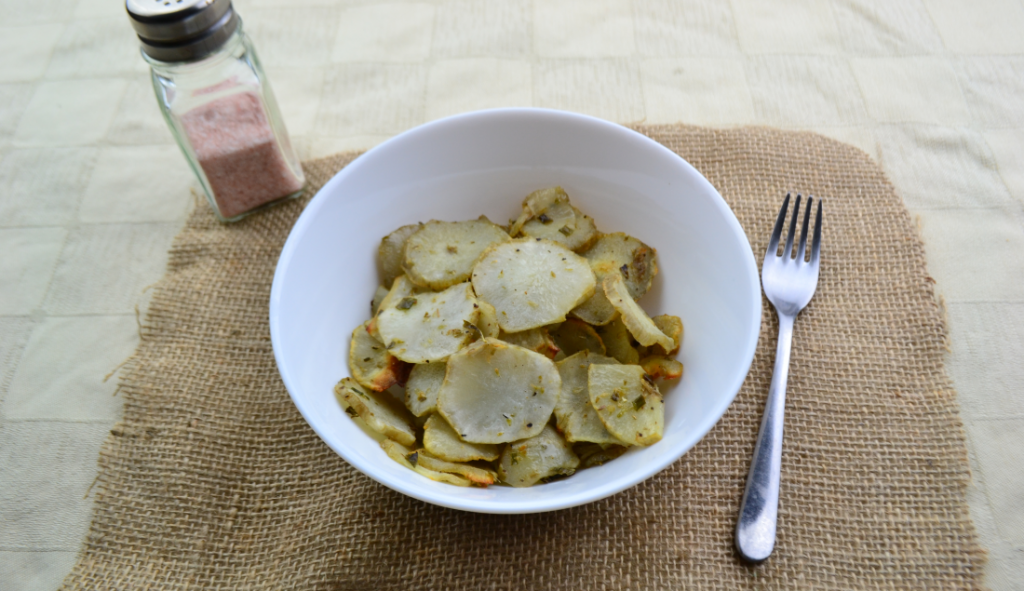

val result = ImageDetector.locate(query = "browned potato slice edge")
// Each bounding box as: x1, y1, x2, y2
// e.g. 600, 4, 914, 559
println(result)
640, 356, 684, 381
335, 377, 417, 447
349, 320, 411, 392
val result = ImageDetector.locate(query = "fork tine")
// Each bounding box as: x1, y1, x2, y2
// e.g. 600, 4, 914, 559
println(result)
782, 194, 801, 260
810, 198, 823, 267
766, 193, 790, 259
797, 195, 812, 262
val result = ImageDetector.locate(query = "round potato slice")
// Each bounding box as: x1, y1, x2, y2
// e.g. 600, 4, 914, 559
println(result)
550, 318, 606, 357
603, 274, 675, 351
377, 282, 480, 363
379, 224, 421, 288
471, 238, 596, 333
436, 338, 560, 444
572, 233, 659, 325
423, 414, 501, 462
404, 361, 446, 417
509, 186, 569, 237
349, 320, 411, 392
520, 203, 599, 252
588, 364, 664, 446
334, 377, 417, 447
554, 351, 621, 445
402, 219, 511, 290
498, 424, 580, 488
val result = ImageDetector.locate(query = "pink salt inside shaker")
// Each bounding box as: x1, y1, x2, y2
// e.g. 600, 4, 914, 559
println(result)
181, 92, 303, 219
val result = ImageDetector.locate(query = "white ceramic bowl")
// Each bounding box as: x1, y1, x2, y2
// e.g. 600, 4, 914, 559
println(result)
270, 108, 761, 514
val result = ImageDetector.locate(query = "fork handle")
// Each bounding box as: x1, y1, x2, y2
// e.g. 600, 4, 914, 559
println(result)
736, 312, 794, 562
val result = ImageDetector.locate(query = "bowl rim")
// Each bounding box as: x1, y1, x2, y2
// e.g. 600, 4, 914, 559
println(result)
270, 107, 762, 513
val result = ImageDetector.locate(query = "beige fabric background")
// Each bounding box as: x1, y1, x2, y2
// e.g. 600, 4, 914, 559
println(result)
0, 0, 1021, 588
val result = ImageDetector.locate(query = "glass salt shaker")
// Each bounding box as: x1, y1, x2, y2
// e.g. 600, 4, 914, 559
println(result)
126, 0, 305, 222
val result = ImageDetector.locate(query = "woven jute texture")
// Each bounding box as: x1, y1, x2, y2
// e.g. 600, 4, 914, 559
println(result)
62, 125, 985, 590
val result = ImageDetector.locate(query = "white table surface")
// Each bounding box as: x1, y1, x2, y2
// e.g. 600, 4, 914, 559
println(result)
2, 0, 1022, 588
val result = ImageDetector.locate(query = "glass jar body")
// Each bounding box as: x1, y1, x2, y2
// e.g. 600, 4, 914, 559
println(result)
146, 24, 304, 222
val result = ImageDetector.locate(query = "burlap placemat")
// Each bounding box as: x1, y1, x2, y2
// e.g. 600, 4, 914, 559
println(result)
61, 125, 985, 590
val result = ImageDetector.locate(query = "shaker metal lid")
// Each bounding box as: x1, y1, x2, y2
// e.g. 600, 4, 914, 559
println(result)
126, 0, 239, 62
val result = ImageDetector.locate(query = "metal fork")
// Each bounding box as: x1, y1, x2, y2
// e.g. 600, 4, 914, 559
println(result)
735, 193, 823, 562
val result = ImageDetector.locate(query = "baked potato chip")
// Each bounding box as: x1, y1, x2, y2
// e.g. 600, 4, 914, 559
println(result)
369, 274, 416, 337
554, 351, 621, 444
651, 314, 683, 355
509, 186, 569, 237
377, 282, 479, 363
499, 327, 560, 359
498, 424, 580, 487
526, 199, 575, 232
402, 219, 511, 290
437, 338, 560, 444
381, 439, 474, 486
520, 202, 599, 252
603, 274, 675, 351
572, 233, 659, 325
370, 285, 389, 316
423, 414, 501, 462
574, 442, 629, 468
381, 438, 416, 468
404, 361, 446, 417
476, 300, 500, 339
334, 377, 417, 447
349, 321, 411, 392
588, 364, 664, 446
640, 356, 684, 380
379, 224, 421, 288
414, 467, 472, 486
471, 238, 596, 332
348, 414, 388, 443
379, 274, 416, 308
414, 451, 497, 486
550, 318, 606, 357
595, 232, 659, 298
598, 317, 640, 365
